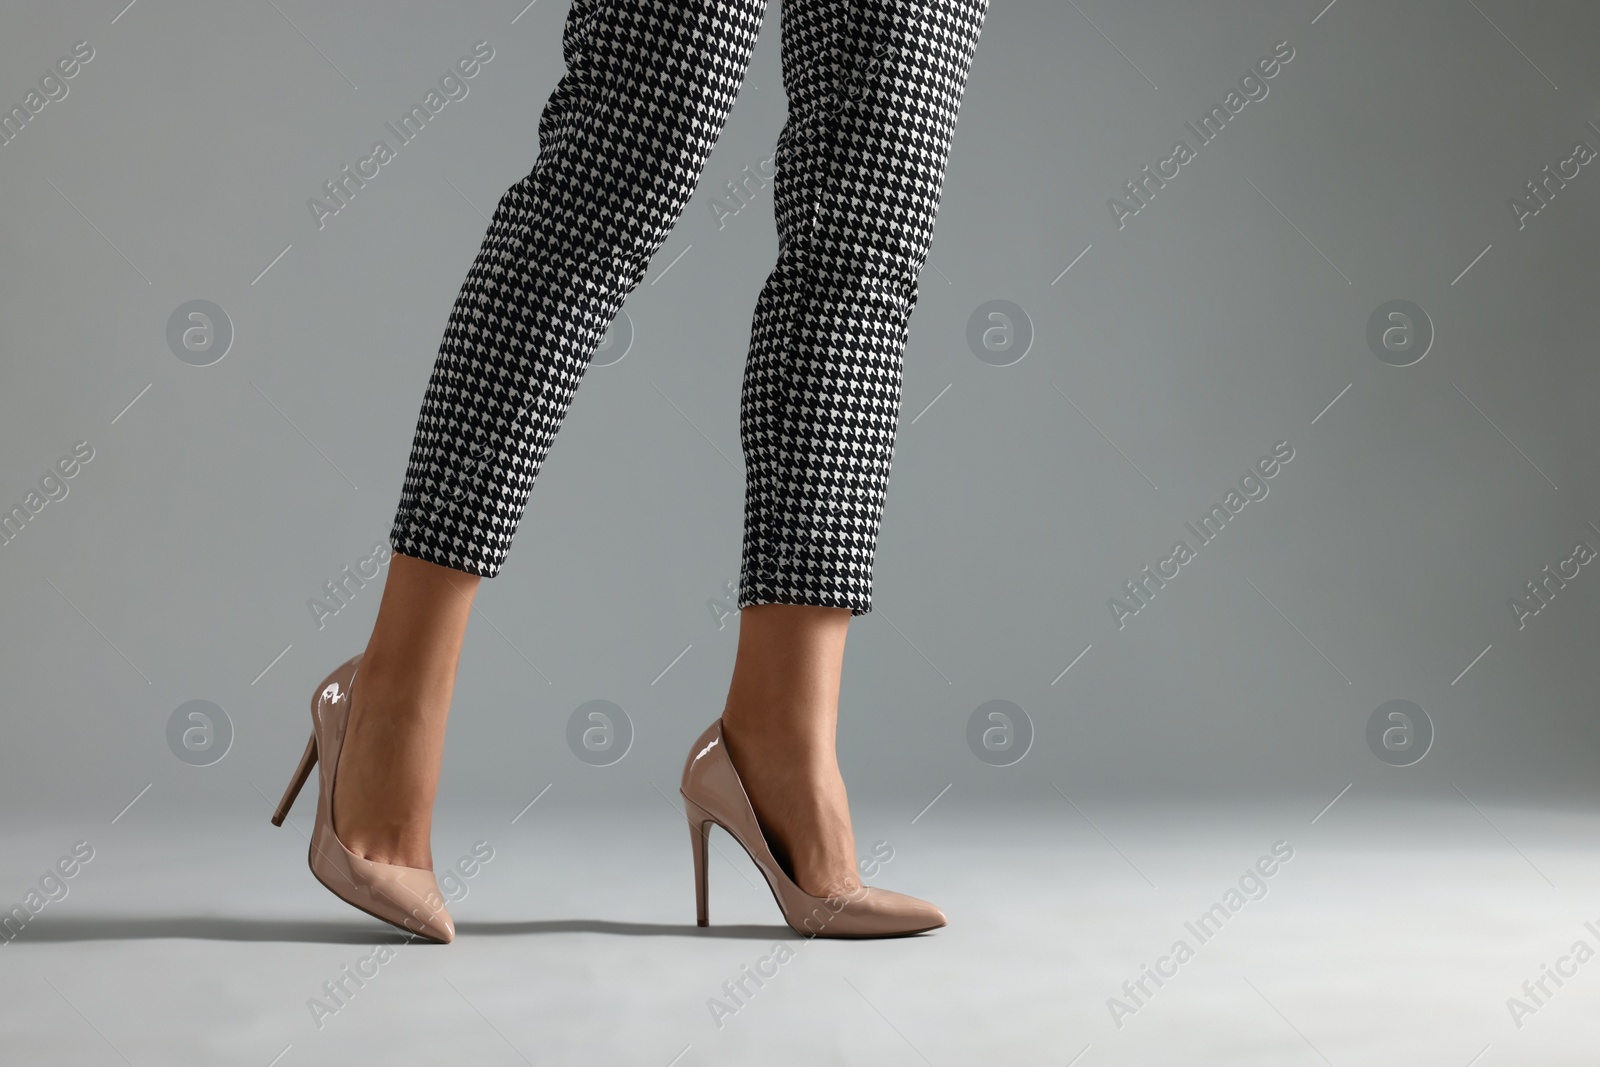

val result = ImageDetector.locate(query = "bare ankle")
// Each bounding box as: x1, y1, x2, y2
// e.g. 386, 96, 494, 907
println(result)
355, 656, 453, 716
722, 705, 834, 761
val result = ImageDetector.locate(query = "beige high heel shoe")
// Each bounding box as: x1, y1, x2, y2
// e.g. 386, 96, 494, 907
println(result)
680, 719, 946, 938
271, 653, 455, 944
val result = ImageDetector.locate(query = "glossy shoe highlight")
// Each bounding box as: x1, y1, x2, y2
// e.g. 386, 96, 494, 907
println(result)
680, 719, 946, 938
271, 653, 455, 944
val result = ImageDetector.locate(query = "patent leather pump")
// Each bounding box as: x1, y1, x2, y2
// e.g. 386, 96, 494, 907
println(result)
271, 653, 454, 944
680, 719, 946, 938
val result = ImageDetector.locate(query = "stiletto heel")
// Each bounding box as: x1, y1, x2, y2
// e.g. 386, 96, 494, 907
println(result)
680, 719, 946, 938
271, 732, 318, 826
272, 653, 455, 943
685, 797, 714, 927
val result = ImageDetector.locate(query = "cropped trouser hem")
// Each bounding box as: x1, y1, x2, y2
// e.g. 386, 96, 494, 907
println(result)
739, 583, 872, 617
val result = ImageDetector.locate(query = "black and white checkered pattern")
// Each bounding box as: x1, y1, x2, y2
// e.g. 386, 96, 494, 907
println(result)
390, 0, 987, 615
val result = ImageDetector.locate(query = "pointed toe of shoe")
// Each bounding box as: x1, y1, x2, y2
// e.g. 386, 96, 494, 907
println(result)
311, 824, 458, 944
797, 887, 947, 938
858, 887, 946, 935
413, 907, 455, 945
904, 896, 947, 932
364, 863, 457, 944
366, 874, 455, 943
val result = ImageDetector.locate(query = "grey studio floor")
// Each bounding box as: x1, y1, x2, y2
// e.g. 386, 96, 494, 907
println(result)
3, 799, 1599, 1065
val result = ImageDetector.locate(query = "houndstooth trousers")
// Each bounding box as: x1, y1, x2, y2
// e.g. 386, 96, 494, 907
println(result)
389, 0, 987, 615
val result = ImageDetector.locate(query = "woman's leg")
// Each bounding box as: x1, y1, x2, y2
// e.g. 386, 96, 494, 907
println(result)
333, 553, 478, 867
720, 603, 857, 897
336, 0, 767, 868
723, 0, 988, 896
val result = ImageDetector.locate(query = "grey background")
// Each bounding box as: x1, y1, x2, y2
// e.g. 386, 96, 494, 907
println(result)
3, 0, 1599, 819
7, 3, 1600, 1064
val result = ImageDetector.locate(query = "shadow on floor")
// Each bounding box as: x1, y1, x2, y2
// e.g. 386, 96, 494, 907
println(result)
457, 919, 794, 940
8, 916, 795, 944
